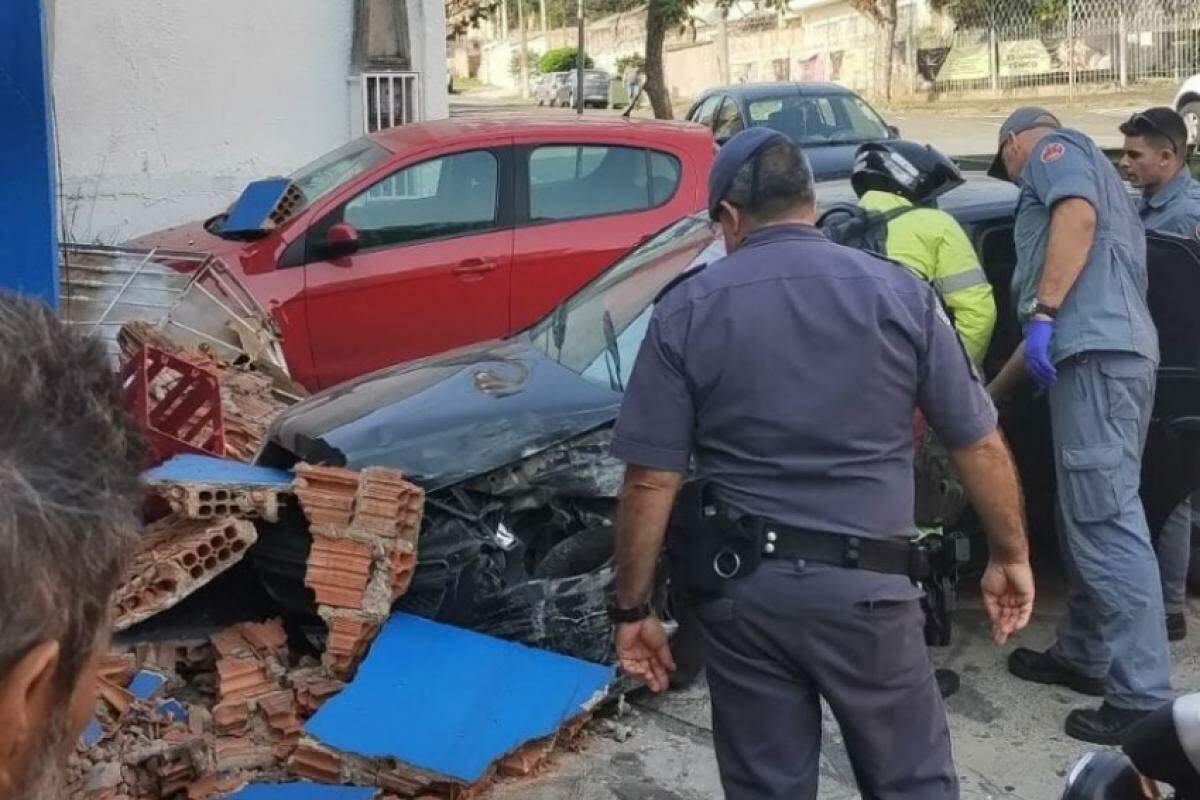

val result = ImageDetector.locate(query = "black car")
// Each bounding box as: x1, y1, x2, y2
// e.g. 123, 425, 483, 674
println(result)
685, 82, 899, 180
257, 174, 1200, 669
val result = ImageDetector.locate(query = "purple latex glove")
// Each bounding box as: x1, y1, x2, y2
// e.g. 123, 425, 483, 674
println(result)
1024, 317, 1057, 389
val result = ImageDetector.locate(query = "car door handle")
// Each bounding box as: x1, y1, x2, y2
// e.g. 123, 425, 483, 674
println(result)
453, 259, 498, 276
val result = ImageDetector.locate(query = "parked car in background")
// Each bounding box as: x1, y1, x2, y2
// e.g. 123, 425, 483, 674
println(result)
1175, 73, 1200, 152
127, 116, 713, 391
554, 69, 612, 109
686, 82, 898, 179
257, 172, 1200, 670
534, 72, 561, 106
545, 72, 574, 107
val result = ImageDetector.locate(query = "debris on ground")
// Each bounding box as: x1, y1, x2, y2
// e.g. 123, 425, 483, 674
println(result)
114, 457, 296, 631
119, 321, 305, 465
64, 254, 625, 799
113, 515, 259, 631
301, 614, 612, 796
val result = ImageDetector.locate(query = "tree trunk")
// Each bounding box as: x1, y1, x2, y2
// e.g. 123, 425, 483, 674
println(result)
877, 9, 897, 101
518, 0, 529, 98
645, 0, 674, 119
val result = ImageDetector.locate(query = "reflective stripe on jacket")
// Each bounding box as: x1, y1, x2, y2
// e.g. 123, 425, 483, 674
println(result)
859, 190, 997, 364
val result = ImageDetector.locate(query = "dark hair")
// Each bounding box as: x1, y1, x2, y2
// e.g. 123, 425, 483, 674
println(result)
0, 292, 143, 693
722, 138, 815, 224
1120, 109, 1187, 159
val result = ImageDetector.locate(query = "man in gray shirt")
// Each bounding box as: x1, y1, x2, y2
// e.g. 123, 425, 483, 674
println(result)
1119, 106, 1200, 642
608, 128, 1034, 799
988, 107, 1171, 745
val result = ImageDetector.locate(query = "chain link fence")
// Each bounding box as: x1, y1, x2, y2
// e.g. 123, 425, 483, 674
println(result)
922, 0, 1200, 93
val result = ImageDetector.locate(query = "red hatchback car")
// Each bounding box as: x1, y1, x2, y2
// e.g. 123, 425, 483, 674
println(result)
131, 116, 714, 390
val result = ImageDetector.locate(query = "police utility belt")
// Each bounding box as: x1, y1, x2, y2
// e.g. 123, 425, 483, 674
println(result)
668, 480, 945, 596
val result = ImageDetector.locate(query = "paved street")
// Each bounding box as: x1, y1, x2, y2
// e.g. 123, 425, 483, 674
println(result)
451, 88, 1180, 156
489, 572, 1200, 800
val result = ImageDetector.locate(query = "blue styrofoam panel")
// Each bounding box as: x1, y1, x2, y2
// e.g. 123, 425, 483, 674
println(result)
304, 613, 613, 783
142, 454, 294, 487
218, 178, 292, 236
128, 669, 167, 700
80, 719, 103, 748
156, 699, 188, 723
219, 783, 375, 800
0, 1, 58, 305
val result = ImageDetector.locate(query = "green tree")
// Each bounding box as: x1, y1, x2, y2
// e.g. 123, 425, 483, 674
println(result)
538, 46, 594, 73
929, 0, 1067, 31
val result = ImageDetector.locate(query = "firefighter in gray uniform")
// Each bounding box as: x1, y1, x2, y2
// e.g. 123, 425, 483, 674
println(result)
1118, 106, 1200, 642
607, 127, 1035, 800
987, 107, 1172, 745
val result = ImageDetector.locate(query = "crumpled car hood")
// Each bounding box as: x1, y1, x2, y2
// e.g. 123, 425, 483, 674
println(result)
265, 338, 623, 491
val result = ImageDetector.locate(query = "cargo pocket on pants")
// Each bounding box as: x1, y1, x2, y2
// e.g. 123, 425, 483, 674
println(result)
1099, 360, 1149, 421
1061, 444, 1122, 523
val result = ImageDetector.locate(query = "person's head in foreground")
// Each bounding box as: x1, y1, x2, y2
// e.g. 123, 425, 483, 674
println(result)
0, 292, 142, 800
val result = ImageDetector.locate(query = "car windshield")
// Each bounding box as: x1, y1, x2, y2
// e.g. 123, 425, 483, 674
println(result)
289, 137, 390, 208
747, 93, 890, 146
530, 215, 720, 392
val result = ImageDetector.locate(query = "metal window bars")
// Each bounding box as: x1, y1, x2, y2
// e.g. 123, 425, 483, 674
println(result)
362, 71, 421, 133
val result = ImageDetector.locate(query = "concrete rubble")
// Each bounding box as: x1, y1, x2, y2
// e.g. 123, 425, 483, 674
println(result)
293, 464, 423, 679
76, 309, 616, 800
80, 456, 604, 799
119, 320, 304, 465
113, 516, 259, 632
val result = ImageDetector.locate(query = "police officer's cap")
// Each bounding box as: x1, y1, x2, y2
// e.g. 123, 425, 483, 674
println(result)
988, 106, 1061, 181
708, 127, 791, 220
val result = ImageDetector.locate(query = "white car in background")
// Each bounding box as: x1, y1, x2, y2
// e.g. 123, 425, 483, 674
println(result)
1177, 74, 1200, 152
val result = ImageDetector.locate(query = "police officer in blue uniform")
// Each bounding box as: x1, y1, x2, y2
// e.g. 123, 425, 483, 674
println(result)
1119, 106, 1200, 642
987, 107, 1173, 744
607, 128, 1035, 799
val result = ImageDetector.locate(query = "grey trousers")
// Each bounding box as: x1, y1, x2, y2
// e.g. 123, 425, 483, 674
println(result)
693, 561, 958, 800
1046, 351, 1173, 710
1158, 492, 1195, 615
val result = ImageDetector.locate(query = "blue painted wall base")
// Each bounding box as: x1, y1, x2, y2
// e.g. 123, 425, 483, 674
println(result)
0, 0, 58, 305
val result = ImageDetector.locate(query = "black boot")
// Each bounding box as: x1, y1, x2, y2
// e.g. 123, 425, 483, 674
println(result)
1007, 648, 1106, 696
1064, 703, 1153, 745
1167, 612, 1187, 642
935, 668, 960, 698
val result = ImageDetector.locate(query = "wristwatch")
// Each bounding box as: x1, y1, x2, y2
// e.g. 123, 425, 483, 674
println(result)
1033, 302, 1059, 319
608, 603, 652, 623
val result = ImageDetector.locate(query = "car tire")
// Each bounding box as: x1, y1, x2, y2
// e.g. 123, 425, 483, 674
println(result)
532, 526, 615, 579
1180, 101, 1200, 153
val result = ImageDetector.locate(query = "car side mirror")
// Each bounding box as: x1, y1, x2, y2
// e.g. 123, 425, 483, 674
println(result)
887, 125, 901, 138
318, 222, 360, 259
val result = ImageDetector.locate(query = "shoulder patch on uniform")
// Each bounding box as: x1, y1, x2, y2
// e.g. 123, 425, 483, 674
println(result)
654, 263, 708, 304
1040, 142, 1065, 163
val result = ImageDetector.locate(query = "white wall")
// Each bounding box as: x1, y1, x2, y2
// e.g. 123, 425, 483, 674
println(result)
53, 0, 447, 244
409, 0, 450, 120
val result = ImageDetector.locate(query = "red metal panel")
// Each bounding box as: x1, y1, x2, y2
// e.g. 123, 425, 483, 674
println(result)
120, 345, 225, 465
